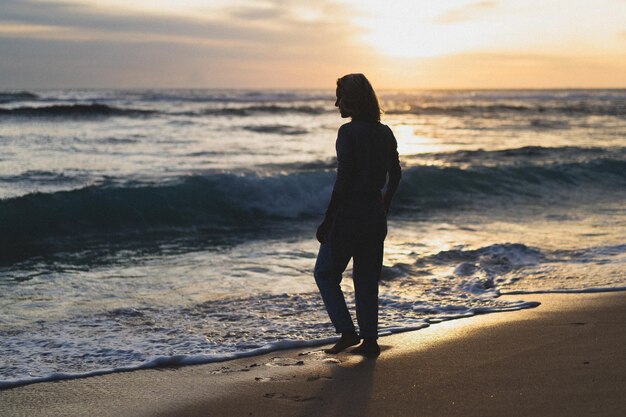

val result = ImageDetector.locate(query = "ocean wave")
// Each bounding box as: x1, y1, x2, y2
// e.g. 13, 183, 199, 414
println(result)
243, 124, 309, 135
285, 146, 622, 171
380, 89, 626, 102
423, 243, 544, 294
9, 99, 622, 120
2, 156, 625, 262
385, 102, 625, 117
0, 103, 330, 119
426, 243, 544, 267
190, 105, 329, 117
407, 146, 625, 167
0, 103, 155, 118
0, 172, 334, 262
137, 90, 331, 103
257, 159, 337, 171
0, 170, 83, 184
0, 91, 39, 104
396, 157, 625, 207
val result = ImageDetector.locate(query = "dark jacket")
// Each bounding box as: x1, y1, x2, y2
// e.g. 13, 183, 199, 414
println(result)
328, 120, 402, 218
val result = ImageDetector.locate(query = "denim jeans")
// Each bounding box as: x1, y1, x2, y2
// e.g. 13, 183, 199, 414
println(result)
314, 210, 387, 339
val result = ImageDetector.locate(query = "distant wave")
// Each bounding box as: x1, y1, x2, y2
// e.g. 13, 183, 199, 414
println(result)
190, 105, 329, 117
257, 146, 626, 172
381, 89, 626, 102
5, 96, 622, 119
386, 102, 626, 117
0, 91, 39, 104
243, 124, 309, 135
257, 159, 337, 171
136, 90, 331, 103
2, 154, 625, 262
0, 104, 155, 118
0, 170, 83, 184
0, 103, 329, 119
409, 146, 625, 166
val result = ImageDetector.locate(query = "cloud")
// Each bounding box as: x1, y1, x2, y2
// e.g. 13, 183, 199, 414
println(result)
435, 1, 498, 24
0, 0, 377, 88
0, 0, 376, 52
0, 0, 330, 44
2, 0, 623, 88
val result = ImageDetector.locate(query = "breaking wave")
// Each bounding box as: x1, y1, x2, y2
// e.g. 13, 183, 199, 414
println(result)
0, 104, 154, 118
1, 153, 624, 262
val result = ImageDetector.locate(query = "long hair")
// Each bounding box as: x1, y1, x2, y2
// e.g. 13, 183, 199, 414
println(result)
336, 73, 381, 122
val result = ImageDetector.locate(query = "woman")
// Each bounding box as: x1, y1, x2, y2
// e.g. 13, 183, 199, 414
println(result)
314, 73, 401, 358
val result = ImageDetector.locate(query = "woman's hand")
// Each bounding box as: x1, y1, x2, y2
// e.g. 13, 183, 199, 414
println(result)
383, 193, 392, 216
316, 216, 332, 244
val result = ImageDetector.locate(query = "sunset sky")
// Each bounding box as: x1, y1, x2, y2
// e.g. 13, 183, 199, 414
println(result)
1, 0, 625, 89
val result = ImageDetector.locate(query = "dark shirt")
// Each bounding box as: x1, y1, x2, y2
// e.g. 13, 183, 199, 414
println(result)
326, 120, 402, 217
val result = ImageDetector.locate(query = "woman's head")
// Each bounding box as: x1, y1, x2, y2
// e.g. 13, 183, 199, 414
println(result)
335, 73, 381, 122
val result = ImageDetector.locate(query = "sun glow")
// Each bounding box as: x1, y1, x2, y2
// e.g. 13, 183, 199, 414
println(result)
343, 0, 500, 58
342, 0, 626, 61
3, 0, 625, 88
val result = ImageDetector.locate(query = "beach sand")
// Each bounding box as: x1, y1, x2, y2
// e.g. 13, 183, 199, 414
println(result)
1, 291, 624, 417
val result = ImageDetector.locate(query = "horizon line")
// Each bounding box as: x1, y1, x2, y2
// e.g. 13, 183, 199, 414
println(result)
2, 86, 625, 91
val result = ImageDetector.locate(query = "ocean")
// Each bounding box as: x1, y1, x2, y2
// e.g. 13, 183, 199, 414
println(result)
1, 88, 625, 388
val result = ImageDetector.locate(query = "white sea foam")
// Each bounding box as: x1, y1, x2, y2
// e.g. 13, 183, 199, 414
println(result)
502, 286, 626, 295
0, 299, 546, 390
0, 241, 555, 390
0, 337, 338, 389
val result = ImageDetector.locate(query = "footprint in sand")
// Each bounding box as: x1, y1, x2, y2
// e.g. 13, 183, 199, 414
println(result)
306, 375, 333, 382
264, 393, 321, 402
210, 363, 260, 374
298, 350, 324, 356
255, 375, 297, 382
265, 357, 305, 367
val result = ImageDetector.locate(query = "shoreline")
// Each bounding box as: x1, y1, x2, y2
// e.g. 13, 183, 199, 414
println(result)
1, 291, 625, 416
0, 296, 546, 391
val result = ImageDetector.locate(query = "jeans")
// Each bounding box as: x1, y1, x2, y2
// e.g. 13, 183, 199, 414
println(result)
314, 211, 387, 339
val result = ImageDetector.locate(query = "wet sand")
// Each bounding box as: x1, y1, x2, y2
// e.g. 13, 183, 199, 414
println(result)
1, 291, 625, 417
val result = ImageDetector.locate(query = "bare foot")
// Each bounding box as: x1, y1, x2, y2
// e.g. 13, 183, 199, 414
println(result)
350, 339, 380, 358
324, 332, 360, 354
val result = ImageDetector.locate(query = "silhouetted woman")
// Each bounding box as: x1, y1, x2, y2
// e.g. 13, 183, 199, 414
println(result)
315, 73, 401, 358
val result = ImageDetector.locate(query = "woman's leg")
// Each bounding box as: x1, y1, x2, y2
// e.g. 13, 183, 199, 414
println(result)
352, 238, 384, 340
314, 242, 354, 335
350, 213, 386, 358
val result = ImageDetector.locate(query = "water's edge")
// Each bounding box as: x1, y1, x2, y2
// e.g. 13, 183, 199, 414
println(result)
0, 294, 572, 391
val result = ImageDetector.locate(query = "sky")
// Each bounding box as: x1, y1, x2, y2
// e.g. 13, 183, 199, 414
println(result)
0, 0, 625, 89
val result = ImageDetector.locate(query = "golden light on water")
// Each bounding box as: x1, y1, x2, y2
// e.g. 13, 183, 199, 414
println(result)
393, 124, 448, 155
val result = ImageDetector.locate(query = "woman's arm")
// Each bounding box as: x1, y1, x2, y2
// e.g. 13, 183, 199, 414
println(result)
317, 126, 354, 243
325, 125, 354, 217
383, 127, 401, 214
